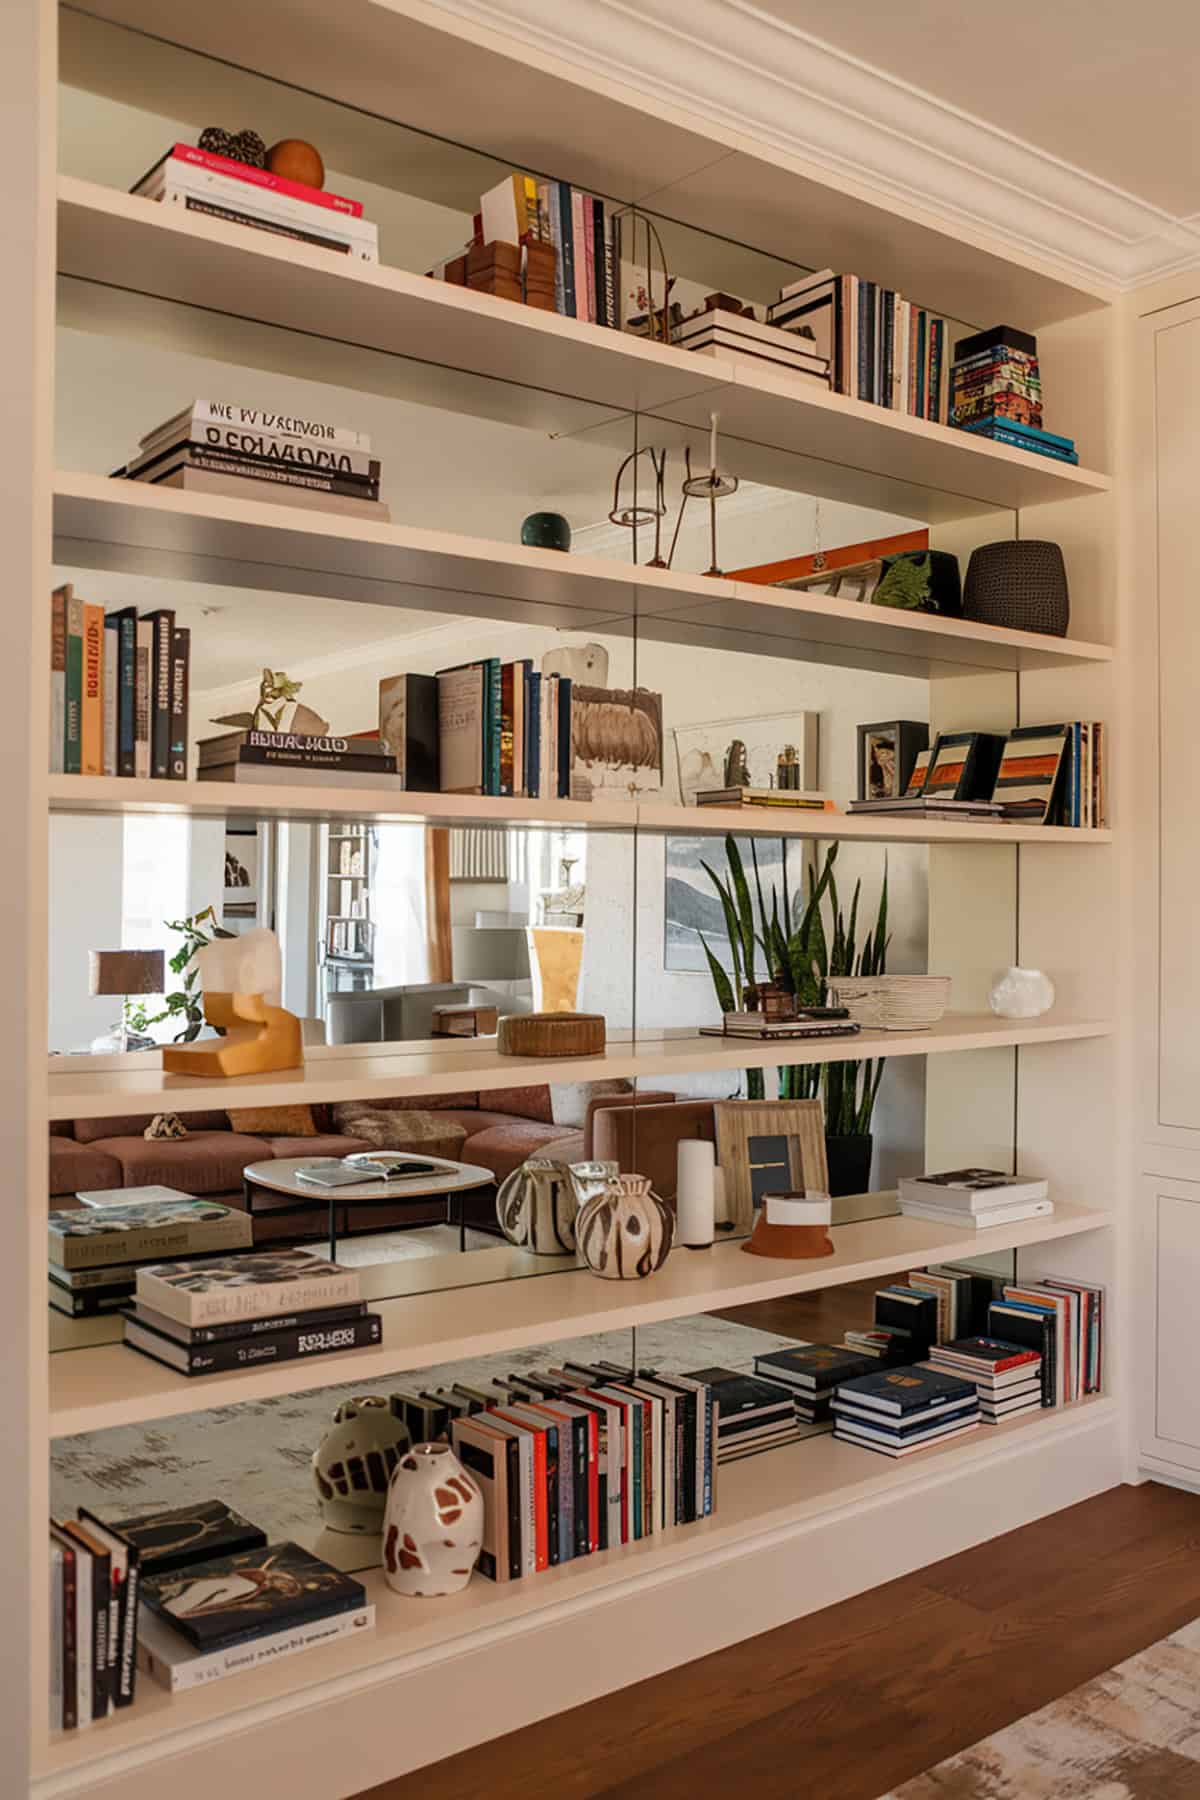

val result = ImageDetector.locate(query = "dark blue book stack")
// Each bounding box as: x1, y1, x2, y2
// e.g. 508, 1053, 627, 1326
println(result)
832, 1366, 980, 1458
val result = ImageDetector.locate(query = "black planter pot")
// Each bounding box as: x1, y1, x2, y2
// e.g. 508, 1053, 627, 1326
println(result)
962, 539, 1069, 636
825, 1133, 873, 1197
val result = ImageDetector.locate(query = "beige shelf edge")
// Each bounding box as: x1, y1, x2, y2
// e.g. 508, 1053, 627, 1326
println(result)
49, 1202, 1110, 1436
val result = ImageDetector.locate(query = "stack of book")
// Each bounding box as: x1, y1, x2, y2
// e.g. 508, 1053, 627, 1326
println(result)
832, 1366, 980, 1457
686, 1366, 802, 1462
700, 1013, 861, 1044
113, 399, 390, 522
950, 325, 1078, 462
898, 1169, 1053, 1231
904, 1265, 993, 1344
430, 172, 621, 327
843, 1326, 914, 1362
673, 304, 831, 386
987, 1277, 1104, 1407
445, 1360, 716, 1580
131, 142, 379, 263
49, 1510, 141, 1730
766, 270, 951, 419
751, 1343, 878, 1427
48, 1190, 252, 1319
696, 788, 834, 811
50, 586, 189, 781
197, 728, 398, 790
924, 1337, 1044, 1423
122, 1248, 381, 1376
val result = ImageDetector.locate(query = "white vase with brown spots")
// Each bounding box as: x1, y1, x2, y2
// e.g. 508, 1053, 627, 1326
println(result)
575, 1172, 674, 1280
382, 1443, 483, 1598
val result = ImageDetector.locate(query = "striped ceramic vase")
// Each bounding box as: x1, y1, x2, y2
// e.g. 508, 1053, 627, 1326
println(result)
495, 1158, 579, 1255
575, 1173, 674, 1280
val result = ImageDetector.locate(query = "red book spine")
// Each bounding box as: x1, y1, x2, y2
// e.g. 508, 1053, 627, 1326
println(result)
169, 144, 363, 217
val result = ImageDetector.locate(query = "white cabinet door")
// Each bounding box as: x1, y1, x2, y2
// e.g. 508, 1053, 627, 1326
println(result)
1145, 1183, 1200, 1469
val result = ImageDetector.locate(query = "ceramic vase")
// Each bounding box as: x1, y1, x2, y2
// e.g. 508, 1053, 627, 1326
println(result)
989, 966, 1056, 1019
568, 1159, 618, 1208
575, 1172, 674, 1280
676, 1140, 716, 1247
520, 510, 571, 552
382, 1443, 483, 1598
495, 1157, 579, 1254
311, 1396, 413, 1534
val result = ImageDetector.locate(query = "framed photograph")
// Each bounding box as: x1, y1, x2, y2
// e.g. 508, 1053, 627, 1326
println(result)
664, 834, 799, 973
856, 720, 929, 802
714, 1099, 829, 1232
924, 731, 1006, 802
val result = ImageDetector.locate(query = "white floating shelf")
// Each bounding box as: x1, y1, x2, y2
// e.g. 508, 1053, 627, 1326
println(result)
49, 1204, 1109, 1437
57, 180, 1111, 521
53, 473, 1113, 680
47, 1014, 1112, 1123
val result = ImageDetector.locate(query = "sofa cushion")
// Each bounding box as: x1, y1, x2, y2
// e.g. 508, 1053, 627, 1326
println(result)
48, 1135, 124, 1200
462, 1120, 581, 1185
227, 1104, 319, 1136
486, 1085, 553, 1124
97, 1132, 271, 1194
73, 1109, 229, 1144
350, 1092, 480, 1114
549, 1079, 631, 1129
331, 1107, 469, 1160
259, 1133, 373, 1160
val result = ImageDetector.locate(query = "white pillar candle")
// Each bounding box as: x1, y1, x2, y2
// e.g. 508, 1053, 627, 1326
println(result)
676, 1139, 716, 1247
708, 412, 719, 478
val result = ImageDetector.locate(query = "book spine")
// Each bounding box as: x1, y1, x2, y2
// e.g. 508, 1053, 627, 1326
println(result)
604, 209, 617, 329
486, 658, 501, 796
80, 604, 104, 775
163, 143, 364, 216
59, 1542, 78, 1731
557, 675, 572, 798
135, 431, 380, 480
53, 1216, 249, 1272
235, 747, 396, 774
168, 627, 190, 779
129, 1312, 380, 1373
116, 613, 136, 776
147, 1267, 362, 1326
133, 621, 152, 779
50, 586, 67, 774
115, 1556, 139, 1707
546, 182, 565, 316
593, 197, 608, 326
144, 167, 377, 243
571, 191, 588, 320
156, 401, 369, 452
141, 1605, 374, 1692
583, 197, 597, 323
148, 611, 174, 780
143, 450, 380, 499
557, 182, 576, 318
172, 194, 372, 260
102, 623, 118, 777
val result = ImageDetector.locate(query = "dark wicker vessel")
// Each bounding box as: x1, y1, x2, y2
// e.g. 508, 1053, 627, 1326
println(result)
963, 540, 1069, 636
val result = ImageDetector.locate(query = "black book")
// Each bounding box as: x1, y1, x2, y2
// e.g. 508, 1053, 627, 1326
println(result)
954, 323, 1038, 362
130, 1300, 368, 1346
77, 1509, 141, 1709
96, 1498, 266, 1576
874, 1287, 939, 1357
49, 1527, 78, 1732
237, 745, 398, 774
143, 448, 380, 500
142, 608, 174, 780
633, 1372, 697, 1523
104, 606, 138, 777
60, 1521, 111, 1720
124, 1310, 381, 1375
388, 1388, 452, 1445
49, 1275, 134, 1317
168, 626, 189, 779
925, 1264, 1005, 1336
140, 1541, 367, 1652
717, 1406, 794, 1441
378, 671, 439, 791
753, 1344, 877, 1391
684, 1365, 796, 1424
987, 1303, 1056, 1406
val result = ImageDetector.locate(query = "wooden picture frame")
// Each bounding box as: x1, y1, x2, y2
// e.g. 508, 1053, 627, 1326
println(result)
713, 1099, 829, 1232
856, 719, 929, 801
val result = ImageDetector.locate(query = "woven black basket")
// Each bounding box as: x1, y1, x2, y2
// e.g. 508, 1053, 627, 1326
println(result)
962, 540, 1069, 636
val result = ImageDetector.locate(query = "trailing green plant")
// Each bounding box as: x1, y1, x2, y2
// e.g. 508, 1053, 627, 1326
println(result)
699, 837, 890, 1135
124, 905, 237, 1043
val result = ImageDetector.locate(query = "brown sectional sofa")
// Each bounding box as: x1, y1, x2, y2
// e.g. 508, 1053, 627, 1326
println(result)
49, 1086, 677, 1241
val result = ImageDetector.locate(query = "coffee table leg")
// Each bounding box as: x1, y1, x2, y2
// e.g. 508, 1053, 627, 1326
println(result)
329, 1196, 338, 1263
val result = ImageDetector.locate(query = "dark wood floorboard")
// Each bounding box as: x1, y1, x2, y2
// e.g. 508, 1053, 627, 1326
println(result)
358, 1482, 1200, 1800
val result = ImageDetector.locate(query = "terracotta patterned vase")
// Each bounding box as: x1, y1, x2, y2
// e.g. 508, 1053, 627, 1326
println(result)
382, 1443, 483, 1597
311, 1396, 413, 1534
495, 1157, 579, 1254
575, 1172, 674, 1280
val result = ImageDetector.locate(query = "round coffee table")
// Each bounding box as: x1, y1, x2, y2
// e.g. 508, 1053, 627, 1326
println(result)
242, 1155, 494, 1261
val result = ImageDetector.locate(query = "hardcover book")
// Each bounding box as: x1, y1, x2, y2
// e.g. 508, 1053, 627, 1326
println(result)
134, 1249, 360, 1326
49, 1199, 252, 1271
94, 1498, 266, 1576
835, 1366, 977, 1416
377, 672, 440, 790
124, 1310, 382, 1375
139, 1541, 367, 1652
138, 1599, 375, 1692
683, 1366, 795, 1423
753, 1344, 877, 1391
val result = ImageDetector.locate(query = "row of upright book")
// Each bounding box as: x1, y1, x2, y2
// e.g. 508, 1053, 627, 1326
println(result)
432, 171, 623, 327
444, 1361, 717, 1581
765, 268, 953, 420
50, 587, 188, 780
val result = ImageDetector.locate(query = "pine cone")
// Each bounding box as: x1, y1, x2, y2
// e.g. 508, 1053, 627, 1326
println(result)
230, 129, 267, 167
198, 126, 235, 157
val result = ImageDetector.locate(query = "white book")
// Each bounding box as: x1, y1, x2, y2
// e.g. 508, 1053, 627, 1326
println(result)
127, 422, 379, 481
137, 1601, 375, 1692
76, 1184, 196, 1209
73, 1533, 93, 1729
141, 165, 378, 249
142, 399, 370, 453
683, 341, 831, 387
151, 465, 389, 521
483, 1415, 536, 1575
675, 307, 831, 360
134, 619, 152, 778
899, 1197, 1054, 1229
438, 665, 486, 795
834, 1418, 980, 1457
777, 266, 837, 303
900, 1170, 1050, 1210
102, 621, 118, 777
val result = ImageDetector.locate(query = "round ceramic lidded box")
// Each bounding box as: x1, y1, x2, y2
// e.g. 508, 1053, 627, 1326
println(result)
575, 1172, 674, 1280
383, 1443, 483, 1597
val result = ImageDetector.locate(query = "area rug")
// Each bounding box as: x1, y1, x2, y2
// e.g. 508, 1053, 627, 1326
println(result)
883, 1616, 1200, 1797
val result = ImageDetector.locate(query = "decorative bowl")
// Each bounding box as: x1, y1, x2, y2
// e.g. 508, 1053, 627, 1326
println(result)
825, 974, 951, 1032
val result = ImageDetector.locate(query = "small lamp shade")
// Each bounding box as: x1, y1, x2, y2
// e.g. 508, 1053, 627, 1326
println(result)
89, 949, 164, 997
193, 927, 282, 994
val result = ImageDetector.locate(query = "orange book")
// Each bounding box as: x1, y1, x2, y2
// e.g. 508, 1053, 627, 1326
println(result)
80, 603, 105, 775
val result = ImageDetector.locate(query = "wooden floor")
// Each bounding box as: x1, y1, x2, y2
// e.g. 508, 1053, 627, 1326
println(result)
361, 1481, 1200, 1800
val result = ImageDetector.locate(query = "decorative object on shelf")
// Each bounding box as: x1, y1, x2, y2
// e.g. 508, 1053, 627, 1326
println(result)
431, 1002, 499, 1038
826, 974, 951, 1032
988, 966, 1056, 1019
671, 414, 739, 577
575, 1172, 674, 1279
672, 710, 818, 808
266, 139, 325, 188
962, 540, 1070, 637
824, 1134, 873, 1199
923, 730, 1006, 801
676, 1139, 716, 1248
520, 511, 572, 553
495, 1157, 579, 1255
198, 126, 267, 167
608, 446, 669, 566
212, 667, 331, 737
382, 1443, 483, 1598
713, 1098, 828, 1232
496, 1011, 605, 1057
144, 1112, 187, 1140
88, 947, 165, 1053
610, 204, 674, 344
569, 684, 663, 799
725, 740, 749, 788
870, 549, 963, 616
540, 641, 609, 686
161, 927, 304, 1078
857, 720, 930, 802
742, 980, 795, 1019
743, 1189, 835, 1259
312, 1396, 413, 1533
568, 1158, 619, 1209
734, 527, 929, 588
772, 556, 883, 604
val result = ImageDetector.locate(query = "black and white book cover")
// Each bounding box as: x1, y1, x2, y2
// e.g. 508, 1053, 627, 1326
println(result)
139, 1542, 366, 1651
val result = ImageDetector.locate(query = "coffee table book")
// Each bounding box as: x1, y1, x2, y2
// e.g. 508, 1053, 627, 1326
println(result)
134, 1248, 360, 1326
88, 1499, 266, 1577
49, 1198, 253, 1271
138, 1598, 377, 1693
139, 1541, 367, 1652
124, 1309, 382, 1375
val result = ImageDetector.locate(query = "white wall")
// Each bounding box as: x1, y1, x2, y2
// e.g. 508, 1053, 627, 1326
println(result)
48, 817, 125, 1054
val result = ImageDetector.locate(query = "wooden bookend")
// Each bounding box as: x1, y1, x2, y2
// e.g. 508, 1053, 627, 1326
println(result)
161, 992, 304, 1079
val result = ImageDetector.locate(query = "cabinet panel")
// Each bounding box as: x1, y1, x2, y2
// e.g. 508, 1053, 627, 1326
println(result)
1154, 1191, 1200, 1455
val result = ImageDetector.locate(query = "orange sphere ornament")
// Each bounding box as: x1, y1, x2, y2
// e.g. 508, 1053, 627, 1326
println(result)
266, 139, 325, 189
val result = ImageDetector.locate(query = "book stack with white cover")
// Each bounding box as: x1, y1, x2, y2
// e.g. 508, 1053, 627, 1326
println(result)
672, 307, 832, 386
898, 1168, 1053, 1231
131, 141, 378, 262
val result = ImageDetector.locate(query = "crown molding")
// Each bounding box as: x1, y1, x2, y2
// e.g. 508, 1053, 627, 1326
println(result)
407, 0, 1200, 291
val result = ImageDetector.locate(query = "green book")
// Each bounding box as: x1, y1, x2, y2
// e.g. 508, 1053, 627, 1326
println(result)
64, 590, 84, 775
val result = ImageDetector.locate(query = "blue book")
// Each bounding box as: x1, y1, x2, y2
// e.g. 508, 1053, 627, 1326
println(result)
524, 666, 540, 796
105, 606, 138, 777
835, 1366, 977, 1417
832, 1396, 979, 1437
556, 675, 573, 799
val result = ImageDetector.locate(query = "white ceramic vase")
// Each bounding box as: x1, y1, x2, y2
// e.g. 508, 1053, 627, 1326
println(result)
575, 1173, 674, 1280
311, 1395, 412, 1534
382, 1443, 484, 1597
988, 966, 1056, 1019
676, 1140, 716, 1247
495, 1157, 579, 1254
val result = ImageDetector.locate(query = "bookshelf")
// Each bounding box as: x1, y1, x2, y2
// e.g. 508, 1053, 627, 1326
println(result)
7, 3, 1128, 1794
